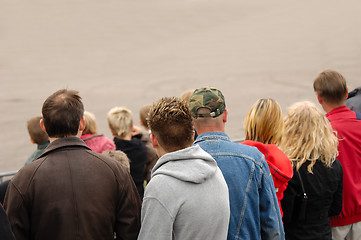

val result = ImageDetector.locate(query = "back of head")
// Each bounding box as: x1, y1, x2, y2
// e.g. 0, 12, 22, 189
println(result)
102, 150, 130, 172
27, 116, 49, 144
313, 70, 347, 105
139, 104, 152, 129
42, 89, 84, 138
280, 101, 338, 173
148, 97, 194, 152
107, 107, 133, 138
244, 98, 284, 144
83, 111, 97, 135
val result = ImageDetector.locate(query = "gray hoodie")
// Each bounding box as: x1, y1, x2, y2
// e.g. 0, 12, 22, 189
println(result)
138, 145, 230, 240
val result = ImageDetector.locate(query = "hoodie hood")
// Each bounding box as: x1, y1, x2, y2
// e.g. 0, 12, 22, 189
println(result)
151, 145, 218, 184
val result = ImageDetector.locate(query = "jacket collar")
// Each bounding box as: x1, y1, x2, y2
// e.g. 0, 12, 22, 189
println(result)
39, 137, 91, 158
194, 131, 230, 144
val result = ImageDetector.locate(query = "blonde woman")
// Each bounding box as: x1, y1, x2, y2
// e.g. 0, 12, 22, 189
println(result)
108, 106, 147, 199
242, 98, 293, 217
280, 101, 343, 240
81, 111, 115, 153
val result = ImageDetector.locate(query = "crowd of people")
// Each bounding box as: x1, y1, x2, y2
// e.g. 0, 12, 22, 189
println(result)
0, 69, 361, 240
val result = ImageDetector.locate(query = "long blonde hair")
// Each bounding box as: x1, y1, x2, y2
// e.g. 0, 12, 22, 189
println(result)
244, 98, 284, 144
279, 101, 338, 173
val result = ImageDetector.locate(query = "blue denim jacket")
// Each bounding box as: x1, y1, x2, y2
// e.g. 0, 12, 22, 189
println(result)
194, 132, 284, 240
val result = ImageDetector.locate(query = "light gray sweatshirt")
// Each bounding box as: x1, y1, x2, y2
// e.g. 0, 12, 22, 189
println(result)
137, 145, 230, 240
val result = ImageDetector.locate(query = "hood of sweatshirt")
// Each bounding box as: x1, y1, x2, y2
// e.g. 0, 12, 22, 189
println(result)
151, 145, 218, 184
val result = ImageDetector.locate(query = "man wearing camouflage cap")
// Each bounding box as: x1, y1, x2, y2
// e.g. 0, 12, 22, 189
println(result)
191, 87, 285, 240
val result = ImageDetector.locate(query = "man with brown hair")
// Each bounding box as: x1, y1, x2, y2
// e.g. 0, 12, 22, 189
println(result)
24, 116, 49, 165
4, 89, 141, 240
138, 97, 230, 240
314, 70, 361, 240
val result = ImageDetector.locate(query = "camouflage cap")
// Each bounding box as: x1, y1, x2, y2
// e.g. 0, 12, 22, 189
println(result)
189, 87, 226, 118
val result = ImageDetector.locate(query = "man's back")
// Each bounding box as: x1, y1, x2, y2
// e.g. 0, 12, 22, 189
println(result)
327, 106, 361, 227
194, 131, 284, 240
4, 137, 141, 240
138, 145, 230, 240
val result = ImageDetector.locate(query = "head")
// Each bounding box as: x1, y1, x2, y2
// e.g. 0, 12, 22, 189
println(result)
41, 89, 84, 138
82, 111, 97, 135
27, 116, 49, 144
102, 150, 130, 172
180, 89, 195, 107
279, 101, 338, 173
139, 104, 152, 130
107, 107, 133, 138
244, 98, 284, 144
148, 97, 194, 154
313, 70, 348, 109
190, 87, 227, 134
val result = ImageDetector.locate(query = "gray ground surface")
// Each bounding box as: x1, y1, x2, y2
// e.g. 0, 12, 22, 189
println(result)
1, 0, 361, 172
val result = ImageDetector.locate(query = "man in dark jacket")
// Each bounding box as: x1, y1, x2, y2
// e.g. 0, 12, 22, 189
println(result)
4, 89, 141, 240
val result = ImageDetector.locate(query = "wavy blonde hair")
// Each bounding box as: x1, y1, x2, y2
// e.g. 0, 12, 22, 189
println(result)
244, 98, 284, 144
83, 111, 97, 135
279, 101, 338, 173
107, 107, 133, 138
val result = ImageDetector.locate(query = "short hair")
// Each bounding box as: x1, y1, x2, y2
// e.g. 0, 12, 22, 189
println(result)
27, 116, 48, 144
244, 98, 284, 144
139, 104, 152, 127
83, 111, 97, 135
279, 101, 338, 173
313, 70, 347, 105
107, 107, 133, 138
148, 97, 194, 152
42, 89, 84, 138
102, 150, 130, 172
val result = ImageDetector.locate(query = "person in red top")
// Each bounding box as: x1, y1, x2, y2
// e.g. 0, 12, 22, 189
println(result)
242, 98, 293, 217
314, 70, 361, 240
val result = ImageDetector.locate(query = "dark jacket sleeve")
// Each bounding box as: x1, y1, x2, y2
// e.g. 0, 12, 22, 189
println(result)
114, 167, 142, 240
3, 181, 29, 240
281, 174, 299, 224
0, 203, 15, 240
329, 159, 343, 217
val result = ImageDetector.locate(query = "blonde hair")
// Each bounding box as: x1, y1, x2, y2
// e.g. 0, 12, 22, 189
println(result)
102, 150, 130, 172
83, 111, 97, 135
107, 107, 133, 138
279, 101, 339, 173
244, 98, 284, 144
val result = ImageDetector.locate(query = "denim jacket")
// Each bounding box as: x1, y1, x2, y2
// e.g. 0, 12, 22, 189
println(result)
194, 132, 284, 240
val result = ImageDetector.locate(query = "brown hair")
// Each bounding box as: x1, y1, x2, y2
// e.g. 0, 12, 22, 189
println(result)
27, 116, 48, 144
42, 89, 84, 138
313, 70, 347, 105
244, 98, 284, 144
148, 97, 194, 152
139, 104, 152, 128
102, 150, 130, 172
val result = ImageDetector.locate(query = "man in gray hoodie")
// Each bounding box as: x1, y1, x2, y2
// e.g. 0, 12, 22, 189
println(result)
137, 97, 230, 240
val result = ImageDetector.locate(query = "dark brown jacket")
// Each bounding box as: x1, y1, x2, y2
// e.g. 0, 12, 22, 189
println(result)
4, 137, 141, 240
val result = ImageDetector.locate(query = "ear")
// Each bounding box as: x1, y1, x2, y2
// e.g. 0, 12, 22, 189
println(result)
223, 109, 228, 123
79, 116, 86, 132
316, 93, 323, 105
150, 133, 158, 149
345, 87, 348, 100
40, 119, 47, 134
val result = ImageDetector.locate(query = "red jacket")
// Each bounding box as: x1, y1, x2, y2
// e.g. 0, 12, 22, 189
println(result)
327, 106, 361, 226
242, 140, 293, 216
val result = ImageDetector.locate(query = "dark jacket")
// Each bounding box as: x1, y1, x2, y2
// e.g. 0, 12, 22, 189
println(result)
4, 137, 141, 240
282, 159, 343, 240
114, 137, 147, 199
0, 204, 14, 240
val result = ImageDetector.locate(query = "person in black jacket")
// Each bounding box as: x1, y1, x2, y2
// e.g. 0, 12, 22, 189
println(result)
108, 106, 147, 199
280, 101, 343, 240
0, 204, 15, 240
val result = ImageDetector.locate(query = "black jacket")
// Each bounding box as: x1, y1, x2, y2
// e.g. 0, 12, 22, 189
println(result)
282, 159, 343, 240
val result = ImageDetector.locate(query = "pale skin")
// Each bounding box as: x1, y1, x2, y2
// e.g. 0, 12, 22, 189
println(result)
39, 117, 86, 143
315, 90, 348, 114
192, 108, 228, 135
